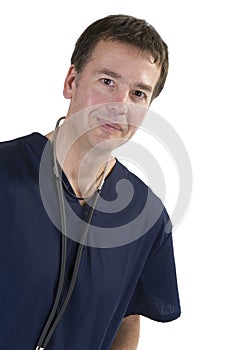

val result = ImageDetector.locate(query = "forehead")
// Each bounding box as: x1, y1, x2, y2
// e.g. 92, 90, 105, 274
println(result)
86, 39, 161, 86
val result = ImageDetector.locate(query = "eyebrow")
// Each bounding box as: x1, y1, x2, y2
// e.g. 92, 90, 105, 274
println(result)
134, 82, 153, 93
94, 68, 153, 93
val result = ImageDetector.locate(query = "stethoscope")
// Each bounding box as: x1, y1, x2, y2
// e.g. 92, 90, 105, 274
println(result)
35, 117, 108, 350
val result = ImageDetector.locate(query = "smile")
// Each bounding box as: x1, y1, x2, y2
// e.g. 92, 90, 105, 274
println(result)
96, 117, 123, 133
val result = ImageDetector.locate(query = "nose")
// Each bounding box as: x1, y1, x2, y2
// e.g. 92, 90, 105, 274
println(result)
106, 102, 128, 116
113, 87, 131, 104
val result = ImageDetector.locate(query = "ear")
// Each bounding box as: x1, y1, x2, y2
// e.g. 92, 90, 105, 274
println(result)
63, 65, 77, 99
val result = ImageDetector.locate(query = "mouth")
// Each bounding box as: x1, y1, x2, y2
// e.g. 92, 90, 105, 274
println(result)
96, 117, 123, 133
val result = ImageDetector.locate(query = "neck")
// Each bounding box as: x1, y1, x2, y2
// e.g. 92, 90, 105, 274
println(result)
46, 129, 115, 199
63, 144, 114, 198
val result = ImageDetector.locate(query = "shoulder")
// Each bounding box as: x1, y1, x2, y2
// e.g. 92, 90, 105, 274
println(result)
0, 133, 36, 158
0, 133, 47, 182
115, 159, 163, 207
0, 135, 28, 173
114, 159, 169, 231
0, 132, 47, 159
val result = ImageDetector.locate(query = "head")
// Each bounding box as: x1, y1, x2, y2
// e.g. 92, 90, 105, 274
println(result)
62, 15, 168, 155
70, 14, 168, 102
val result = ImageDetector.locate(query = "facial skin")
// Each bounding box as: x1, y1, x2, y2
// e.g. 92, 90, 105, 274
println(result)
63, 39, 161, 153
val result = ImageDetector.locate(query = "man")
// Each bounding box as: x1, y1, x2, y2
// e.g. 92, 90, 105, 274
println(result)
0, 15, 180, 350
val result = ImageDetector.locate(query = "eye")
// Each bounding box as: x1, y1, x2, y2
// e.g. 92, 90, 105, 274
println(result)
133, 90, 147, 100
101, 78, 115, 87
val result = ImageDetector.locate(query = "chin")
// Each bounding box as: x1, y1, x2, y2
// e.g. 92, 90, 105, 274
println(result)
88, 135, 126, 154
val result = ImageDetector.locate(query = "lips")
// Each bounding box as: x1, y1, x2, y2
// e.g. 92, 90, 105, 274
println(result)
96, 117, 122, 132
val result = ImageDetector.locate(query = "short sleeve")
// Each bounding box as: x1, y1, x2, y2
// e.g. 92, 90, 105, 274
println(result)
125, 217, 181, 322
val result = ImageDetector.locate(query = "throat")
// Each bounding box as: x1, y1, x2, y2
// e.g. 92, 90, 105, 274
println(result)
65, 157, 116, 202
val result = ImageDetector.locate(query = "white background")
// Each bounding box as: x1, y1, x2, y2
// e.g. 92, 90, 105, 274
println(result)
0, 0, 232, 348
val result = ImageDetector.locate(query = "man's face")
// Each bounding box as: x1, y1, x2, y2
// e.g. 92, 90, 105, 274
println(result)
63, 39, 161, 152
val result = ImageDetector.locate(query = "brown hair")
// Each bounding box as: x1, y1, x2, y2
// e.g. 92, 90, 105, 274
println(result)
71, 14, 169, 101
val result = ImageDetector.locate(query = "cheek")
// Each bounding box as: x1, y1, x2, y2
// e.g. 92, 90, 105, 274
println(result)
127, 106, 146, 129
88, 88, 113, 106
127, 125, 138, 138
77, 90, 109, 112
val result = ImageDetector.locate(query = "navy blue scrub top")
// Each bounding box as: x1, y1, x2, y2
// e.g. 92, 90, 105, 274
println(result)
0, 133, 181, 350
